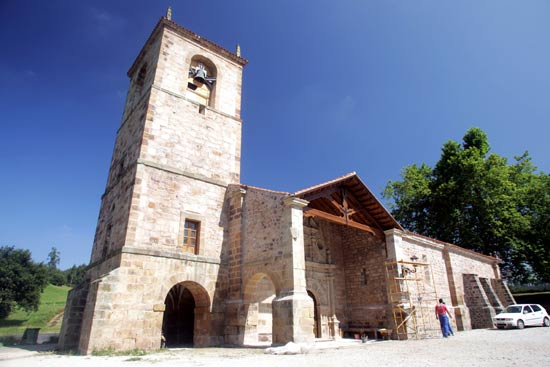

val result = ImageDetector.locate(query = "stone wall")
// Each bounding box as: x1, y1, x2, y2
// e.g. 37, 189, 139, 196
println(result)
491, 278, 515, 306
78, 252, 226, 353
57, 280, 90, 351
463, 274, 498, 329
341, 227, 388, 330
386, 229, 503, 334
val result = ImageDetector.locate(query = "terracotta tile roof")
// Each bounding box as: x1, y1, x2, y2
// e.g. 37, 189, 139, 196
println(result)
293, 172, 358, 196
404, 230, 502, 262
238, 183, 290, 195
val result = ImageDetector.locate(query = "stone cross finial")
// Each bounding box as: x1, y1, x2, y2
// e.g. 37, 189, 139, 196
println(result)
236, 44, 241, 57
166, 6, 172, 20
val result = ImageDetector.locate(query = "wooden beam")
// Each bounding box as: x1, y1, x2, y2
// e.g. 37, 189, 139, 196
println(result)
303, 208, 384, 240
329, 198, 345, 215
300, 187, 339, 202
344, 192, 385, 232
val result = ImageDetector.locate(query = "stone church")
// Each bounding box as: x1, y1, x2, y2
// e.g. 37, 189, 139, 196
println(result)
59, 11, 515, 354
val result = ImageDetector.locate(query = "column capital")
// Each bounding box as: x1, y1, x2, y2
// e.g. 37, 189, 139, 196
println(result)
283, 196, 309, 209
384, 228, 404, 237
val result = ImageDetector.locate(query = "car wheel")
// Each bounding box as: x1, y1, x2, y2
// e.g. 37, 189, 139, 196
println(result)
517, 320, 525, 329
543, 317, 550, 327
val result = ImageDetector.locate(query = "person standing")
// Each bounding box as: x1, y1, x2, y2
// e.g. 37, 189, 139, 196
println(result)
435, 298, 453, 337
443, 300, 455, 336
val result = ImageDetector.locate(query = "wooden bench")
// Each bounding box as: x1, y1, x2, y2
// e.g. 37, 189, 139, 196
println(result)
341, 325, 392, 340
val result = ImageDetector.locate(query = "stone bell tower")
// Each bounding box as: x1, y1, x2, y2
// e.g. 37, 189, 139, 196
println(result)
59, 9, 247, 353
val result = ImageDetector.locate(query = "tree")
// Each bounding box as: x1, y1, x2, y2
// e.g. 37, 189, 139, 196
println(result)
45, 246, 65, 286
384, 128, 549, 282
0, 246, 48, 319
47, 247, 60, 269
64, 264, 87, 286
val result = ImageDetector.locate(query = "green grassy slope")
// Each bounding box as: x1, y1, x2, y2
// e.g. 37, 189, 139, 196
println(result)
0, 284, 70, 335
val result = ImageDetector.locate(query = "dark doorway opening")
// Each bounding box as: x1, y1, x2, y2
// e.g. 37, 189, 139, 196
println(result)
307, 290, 321, 338
163, 284, 195, 347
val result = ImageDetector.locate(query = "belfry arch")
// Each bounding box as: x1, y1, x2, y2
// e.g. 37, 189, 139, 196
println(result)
187, 55, 218, 108
162, 281, 211, 347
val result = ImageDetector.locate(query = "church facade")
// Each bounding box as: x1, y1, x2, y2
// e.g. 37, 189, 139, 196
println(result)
59, 13, 514, 354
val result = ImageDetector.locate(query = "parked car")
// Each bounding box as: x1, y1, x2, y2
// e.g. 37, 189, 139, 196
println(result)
493, 304, 550, 329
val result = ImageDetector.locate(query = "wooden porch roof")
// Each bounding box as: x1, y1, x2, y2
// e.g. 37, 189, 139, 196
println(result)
294, 172, 403, 240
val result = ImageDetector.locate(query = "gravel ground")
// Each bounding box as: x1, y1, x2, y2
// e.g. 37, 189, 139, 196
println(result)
1, 327, 549, 367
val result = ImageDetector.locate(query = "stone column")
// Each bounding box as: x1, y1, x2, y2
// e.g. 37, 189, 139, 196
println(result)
383, 229, 404, 332
224, 188, 247, 345
384, 228, 404, 262
492, 261, 501, 279
442, 248, 464, 331
272, 197, 314, 344
326, 270, 340, 339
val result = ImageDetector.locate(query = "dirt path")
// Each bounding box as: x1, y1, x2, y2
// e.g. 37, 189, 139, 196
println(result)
1, 327, 549, 367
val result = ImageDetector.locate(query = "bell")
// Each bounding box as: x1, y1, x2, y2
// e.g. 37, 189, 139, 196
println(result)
193, 68, 207, 85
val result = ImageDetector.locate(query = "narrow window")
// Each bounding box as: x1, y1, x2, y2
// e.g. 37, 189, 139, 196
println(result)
183, 220, 200, 254
361, 268, 368, 287
137, 65, 147, 89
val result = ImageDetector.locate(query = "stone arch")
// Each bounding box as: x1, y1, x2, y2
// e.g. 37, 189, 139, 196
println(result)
306, 277, 330, 338
306, 278, 328, 306
161, 280, 211, 347
186, 55, 218, 108
307, 290, 321, 338
242, 273, 278, 345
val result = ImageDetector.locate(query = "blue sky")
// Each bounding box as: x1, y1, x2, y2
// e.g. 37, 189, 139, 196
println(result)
1, 1, 549, 269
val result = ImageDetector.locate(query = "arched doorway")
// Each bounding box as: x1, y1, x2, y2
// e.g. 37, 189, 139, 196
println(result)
308, 290, 321, 338
243, 273, 277, 345
162, 282, 210, 347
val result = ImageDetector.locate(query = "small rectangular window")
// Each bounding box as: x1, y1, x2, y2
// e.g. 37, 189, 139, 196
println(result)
183, 220, 200, 254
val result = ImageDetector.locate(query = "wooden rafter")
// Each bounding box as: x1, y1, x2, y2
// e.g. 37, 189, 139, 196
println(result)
343, 191, 385, 232
301, 187, 339, 203
303, 208, 384, 240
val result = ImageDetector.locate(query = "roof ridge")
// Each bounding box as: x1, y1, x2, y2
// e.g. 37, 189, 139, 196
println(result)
404, 230, 501, 262
239, 183, 290, 195
293, 172, 357, 195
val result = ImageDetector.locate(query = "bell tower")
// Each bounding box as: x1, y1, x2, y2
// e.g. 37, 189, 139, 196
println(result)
59, 10, 247, 353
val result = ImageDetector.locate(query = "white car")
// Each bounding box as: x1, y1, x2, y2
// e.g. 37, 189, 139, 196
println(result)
494, 304, 550, 329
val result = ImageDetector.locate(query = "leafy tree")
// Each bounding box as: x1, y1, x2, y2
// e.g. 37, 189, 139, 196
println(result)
47, 247, 60, 269
0, 246, 48, 319
45, 246, 65, 285
64, 264, 87, 286
384, 128, 549, 282
48, 268, 66, 286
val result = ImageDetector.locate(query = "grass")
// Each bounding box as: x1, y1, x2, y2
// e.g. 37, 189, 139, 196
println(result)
0, 284, 70, 336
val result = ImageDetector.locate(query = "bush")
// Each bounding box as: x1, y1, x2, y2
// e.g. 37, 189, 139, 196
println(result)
0, 246, 48, 319
508, 283, 550, 294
